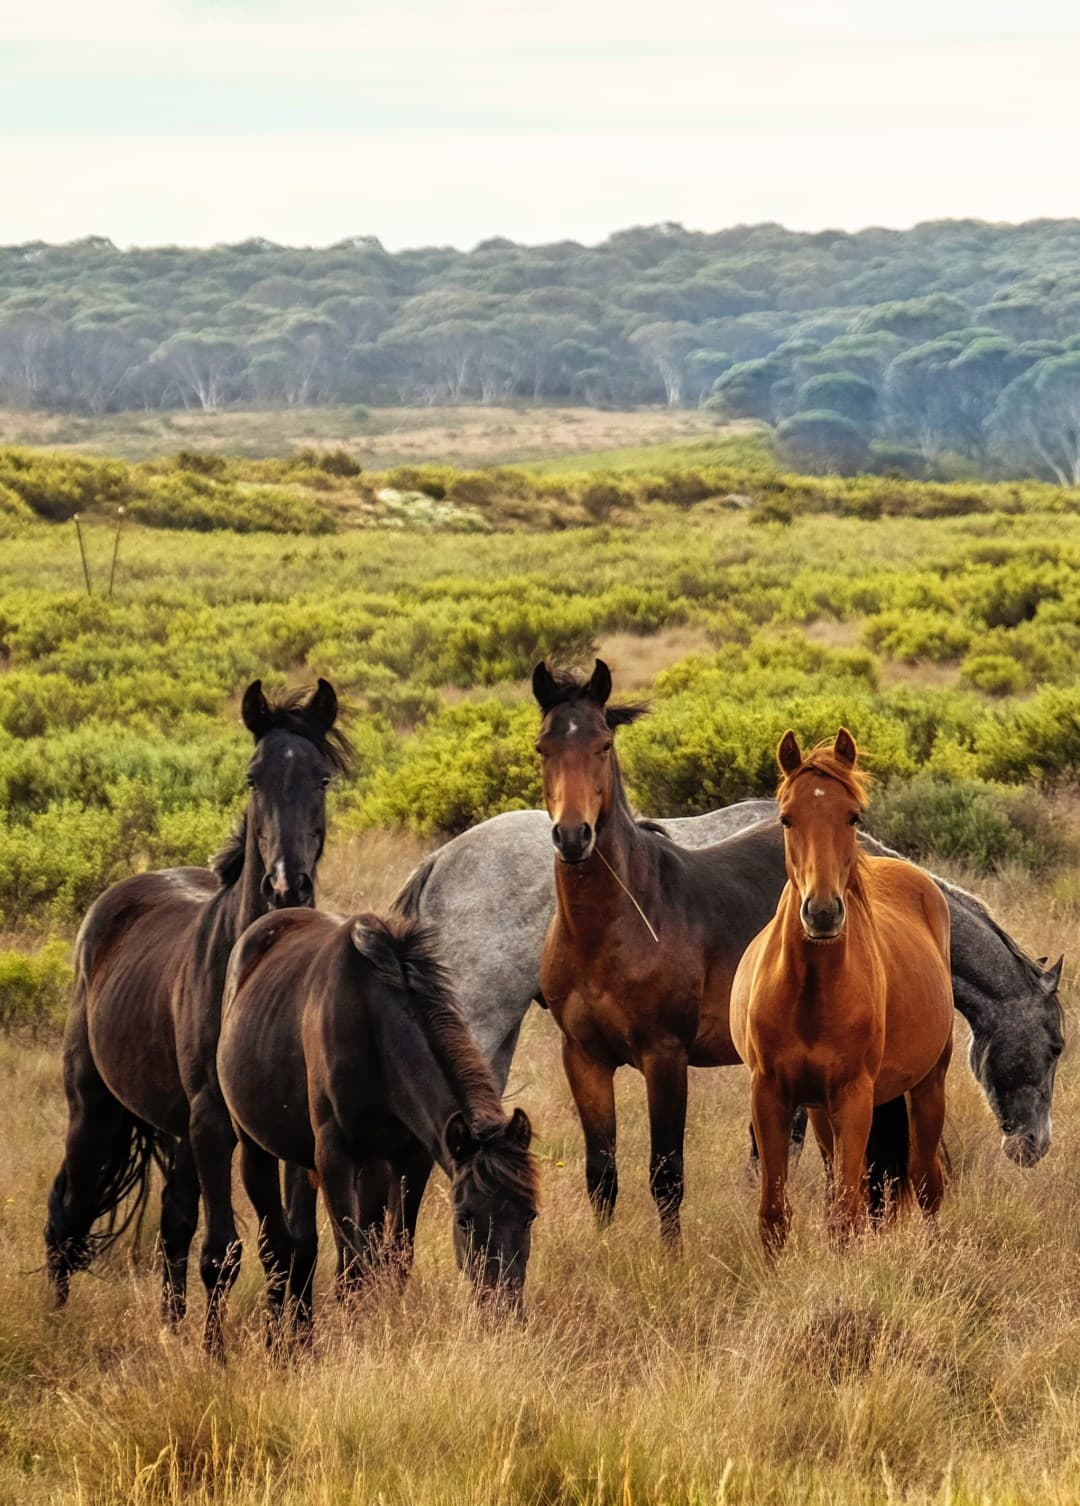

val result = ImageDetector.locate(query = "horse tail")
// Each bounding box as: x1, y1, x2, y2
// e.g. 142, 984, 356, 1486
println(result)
865, 1096, 911, 1219
45, 1113, 172, 1287
390, 851, 438, 922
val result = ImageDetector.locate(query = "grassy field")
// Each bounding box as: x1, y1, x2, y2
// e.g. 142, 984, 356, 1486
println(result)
0, 404, 729, 466
1, 858, 1078, 1505
2, 443, 1079, 1502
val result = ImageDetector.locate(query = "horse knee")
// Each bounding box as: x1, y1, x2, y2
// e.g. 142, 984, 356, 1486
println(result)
199, 1238, 242, 1296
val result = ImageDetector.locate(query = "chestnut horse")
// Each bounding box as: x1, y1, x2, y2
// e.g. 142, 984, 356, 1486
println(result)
218, 910, 538, 1331
730, 729, 953, 1255
44, 679, 350, 1353
532, 658, 770, 1248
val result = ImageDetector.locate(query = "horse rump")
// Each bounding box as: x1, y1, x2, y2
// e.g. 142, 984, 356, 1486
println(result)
865, 1096, 911, 1220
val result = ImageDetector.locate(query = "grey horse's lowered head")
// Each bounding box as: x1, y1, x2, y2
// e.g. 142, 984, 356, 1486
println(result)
966, 953, 1064, 1167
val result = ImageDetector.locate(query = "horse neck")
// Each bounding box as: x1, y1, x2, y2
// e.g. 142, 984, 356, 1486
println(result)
215, 814, 271, 947
368, 990, 500, 1172
946, 891, 1033, 1041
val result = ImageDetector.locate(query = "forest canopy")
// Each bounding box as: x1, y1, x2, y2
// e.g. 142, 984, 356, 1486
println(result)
3, 220, 1080, 480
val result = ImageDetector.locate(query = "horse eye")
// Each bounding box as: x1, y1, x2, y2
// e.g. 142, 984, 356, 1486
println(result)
601, 741, 612, 754
779, 815, 791, 828
246, 776, 256, 791
320, 775, 332, 789
849, 813, 861, 826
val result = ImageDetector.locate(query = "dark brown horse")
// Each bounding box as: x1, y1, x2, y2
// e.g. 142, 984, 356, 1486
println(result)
730, 730, 953, 1254
44, 679, 350, 1353
533, 658, 768, 1248
217, 910, 538, 1333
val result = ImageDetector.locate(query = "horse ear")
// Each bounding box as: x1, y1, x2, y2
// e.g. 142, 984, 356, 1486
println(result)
777, 730, 802, 776
1037, 956, 1049, 968
306, 677, 338, 732
532, 661, 560, 712
588, 658, 612, 706
241, 679, 270, 738
1041, 956, 1064, 992
444, 1110, 477, 1165
506, 1106, 533, 1148
834, 727, 858, 768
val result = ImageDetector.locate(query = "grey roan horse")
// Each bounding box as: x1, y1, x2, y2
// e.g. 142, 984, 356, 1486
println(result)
44, 679, 350, 1353
395, 802, 1064, 1173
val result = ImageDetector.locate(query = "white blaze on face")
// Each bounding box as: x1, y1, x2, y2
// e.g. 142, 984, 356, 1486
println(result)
567, 718, 578, 734
272, 858, 288, 895
814, 787, 825, 797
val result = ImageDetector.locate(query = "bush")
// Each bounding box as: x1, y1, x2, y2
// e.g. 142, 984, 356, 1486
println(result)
0, 940, 72, 1030
961, 652, 1028, 696
871, 775, 1070, 876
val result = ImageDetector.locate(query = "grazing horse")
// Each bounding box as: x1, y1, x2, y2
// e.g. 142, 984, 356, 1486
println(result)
532, 658, 765, 1248
218, 910, 538, 1332
44, 679, 350, 1353
730, 730, 954, 1254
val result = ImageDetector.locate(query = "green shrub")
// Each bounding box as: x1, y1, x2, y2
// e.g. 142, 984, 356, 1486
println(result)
871, 775, 1070, 876
961, 652, 1029, 696
0, 940, 72, 1030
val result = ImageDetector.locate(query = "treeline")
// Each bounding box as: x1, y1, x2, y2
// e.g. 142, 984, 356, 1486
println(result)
2, 221, 1080, 480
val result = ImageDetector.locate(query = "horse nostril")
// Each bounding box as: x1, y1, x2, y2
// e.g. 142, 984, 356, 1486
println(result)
551, 824, 563, 850
295, 873, 314, 905
580, 823, 593, 846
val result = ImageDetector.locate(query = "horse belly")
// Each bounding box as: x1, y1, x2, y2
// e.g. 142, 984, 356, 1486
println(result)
218, 992, 313, 1166
87, 974, 189, 1137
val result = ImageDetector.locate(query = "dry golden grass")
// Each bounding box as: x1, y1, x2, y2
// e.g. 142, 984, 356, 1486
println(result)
0, 852, 1077, 1504
0, 405, 725, 467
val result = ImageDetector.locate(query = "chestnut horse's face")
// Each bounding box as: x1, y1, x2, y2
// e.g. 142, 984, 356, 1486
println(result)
532, 660, 618, 865
777, 728, 865, 942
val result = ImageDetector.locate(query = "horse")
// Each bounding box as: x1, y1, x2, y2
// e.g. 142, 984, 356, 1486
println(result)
218, 910, 538, 1332
44, 678, 351, 1354
533, 657, 788, 1247
393, 807, 1063, 1168
730, 729, 954, 1254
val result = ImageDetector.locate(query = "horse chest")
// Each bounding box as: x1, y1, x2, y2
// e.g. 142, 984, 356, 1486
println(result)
545, 938, 701, 1064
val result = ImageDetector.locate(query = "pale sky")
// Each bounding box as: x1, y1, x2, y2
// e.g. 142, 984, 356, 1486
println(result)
2, 0, 1078, 249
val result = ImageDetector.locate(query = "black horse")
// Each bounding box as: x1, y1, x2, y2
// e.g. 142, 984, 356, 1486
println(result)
218, 909, 538, 1335
44, 679, 351, 1353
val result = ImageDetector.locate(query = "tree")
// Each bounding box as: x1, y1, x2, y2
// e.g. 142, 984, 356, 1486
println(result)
627, 322, 697, 405
148, 333, 242, 411
775, 410, 871, 473
796, 372, 877, 427
708, 357, 786, 422
989, 354, 1080, 485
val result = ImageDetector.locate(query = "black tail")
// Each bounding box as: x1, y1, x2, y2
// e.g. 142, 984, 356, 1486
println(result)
865, 1096, 911, 1220
45, 1117, 171, 1289
390, 852, 438, 922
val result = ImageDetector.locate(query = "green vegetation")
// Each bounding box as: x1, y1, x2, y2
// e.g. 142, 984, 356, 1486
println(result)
4, 222, 1080, 478
2, 456, 1078, 938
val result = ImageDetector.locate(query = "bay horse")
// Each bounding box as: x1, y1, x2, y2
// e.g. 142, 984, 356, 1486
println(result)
532, 657, 769, 1248
44, 678, 350, 1353
730, 729, 954, 1254
218, 909, 537, 1332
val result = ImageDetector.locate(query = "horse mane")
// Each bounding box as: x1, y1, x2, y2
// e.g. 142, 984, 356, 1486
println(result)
777, 741, 873, 809
210, 813, 248, 886
249, 684, 355, 777
351, 914, 539, 1206
537, 665, 649, 729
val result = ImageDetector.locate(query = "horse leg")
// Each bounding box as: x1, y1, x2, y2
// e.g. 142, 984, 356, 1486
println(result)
643, 1048, 688, 1250
314, 1124, 379, 1304
827, 1077, 875, 1242
387, 1141, 434, 1286
908, 1040, 952, 1218
807, 1106, 836, 1213
189, 1090, 241, 1358
561, 1039, 617, 1226
751, 1074, 794, 1257
284, 1164, 319, 1338
746, 1105, 809, 1181
236, 1133, 295, 1344
159, 1137, 200, 1324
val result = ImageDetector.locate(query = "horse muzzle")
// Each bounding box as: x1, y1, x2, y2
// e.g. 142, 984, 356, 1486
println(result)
551, 821, 595, 864
800, 895, 845, 942
1002, 1125, 1050, 1167
261, 869, 315, 909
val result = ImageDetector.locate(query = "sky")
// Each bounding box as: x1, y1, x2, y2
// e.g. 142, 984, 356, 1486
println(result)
2, 0, 1078, 250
